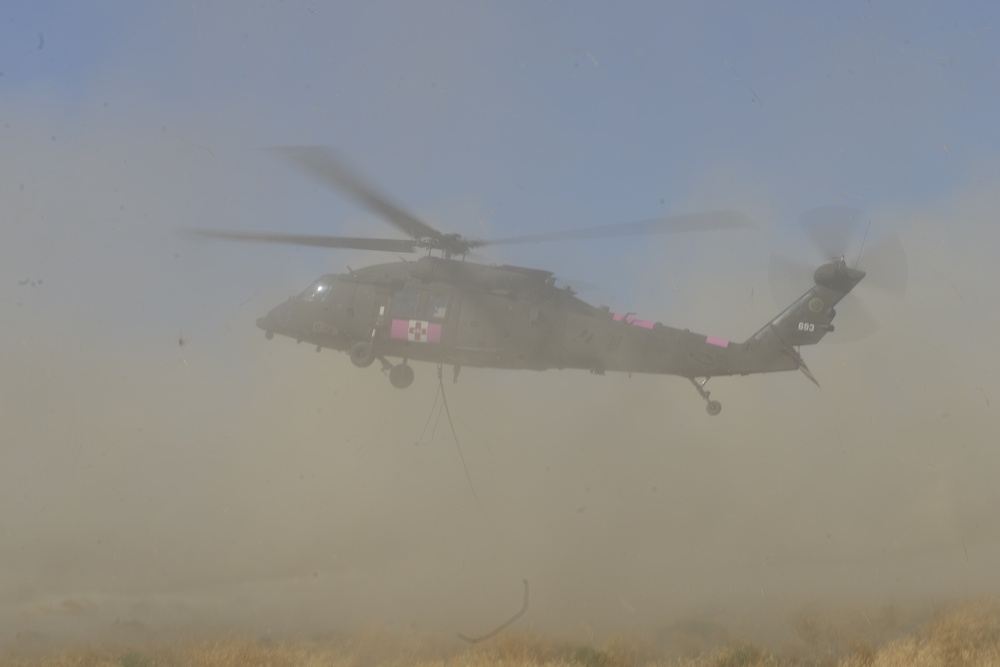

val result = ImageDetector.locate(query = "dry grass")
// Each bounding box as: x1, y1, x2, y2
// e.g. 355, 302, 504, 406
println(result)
838, 599, 1000, 667
3, 599, 999, 667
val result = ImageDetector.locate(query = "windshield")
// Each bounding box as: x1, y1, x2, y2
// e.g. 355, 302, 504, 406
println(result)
299, 278, 332, 302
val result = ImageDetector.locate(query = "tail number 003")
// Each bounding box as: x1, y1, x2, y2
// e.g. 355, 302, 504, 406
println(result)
797, 322, 816, 332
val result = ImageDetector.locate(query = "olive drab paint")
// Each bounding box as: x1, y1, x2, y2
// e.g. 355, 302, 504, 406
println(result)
254, 255, 865, 415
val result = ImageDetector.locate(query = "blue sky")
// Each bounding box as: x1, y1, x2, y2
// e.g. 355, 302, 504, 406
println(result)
5, 2, 996, 210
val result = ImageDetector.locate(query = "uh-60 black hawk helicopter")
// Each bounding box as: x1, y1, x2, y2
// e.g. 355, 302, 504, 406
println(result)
197, 147, 904, 416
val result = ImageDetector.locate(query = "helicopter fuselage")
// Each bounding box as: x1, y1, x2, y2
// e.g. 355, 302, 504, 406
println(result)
255, 256, 820, 381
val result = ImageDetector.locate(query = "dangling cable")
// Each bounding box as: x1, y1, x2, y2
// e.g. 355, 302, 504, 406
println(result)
437, 364, 489, 519
458, 579, 529, 643
417, 380, 443, 445
428, 401, 445, 444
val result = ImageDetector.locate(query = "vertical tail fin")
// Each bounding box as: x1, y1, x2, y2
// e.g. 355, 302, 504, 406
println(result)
739, 259, 864, 384
750, 258, 865, 348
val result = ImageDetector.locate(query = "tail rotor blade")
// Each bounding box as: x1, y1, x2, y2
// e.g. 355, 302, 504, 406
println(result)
857, 233, 908, 299
769, 207, 907, 343
799, 206, 861, 260
824, 293, 879, 343
768, 252, 815, 306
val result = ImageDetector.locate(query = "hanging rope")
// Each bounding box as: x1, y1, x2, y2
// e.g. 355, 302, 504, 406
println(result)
458, 579, 530, 643
437, 364, 489, 519
417, 379, 444, 445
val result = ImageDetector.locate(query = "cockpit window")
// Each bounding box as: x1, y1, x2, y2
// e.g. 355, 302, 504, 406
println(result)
300, 279, 332, 302
425, 293, 450, 320
389, 289, 422, 318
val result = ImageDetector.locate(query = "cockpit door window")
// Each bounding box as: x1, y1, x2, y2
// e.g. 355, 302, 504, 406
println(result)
388, 289, 422, 318
424, 293, 450, 320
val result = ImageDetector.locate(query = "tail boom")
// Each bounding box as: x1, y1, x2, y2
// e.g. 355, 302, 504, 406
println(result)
671, 259, 865, 380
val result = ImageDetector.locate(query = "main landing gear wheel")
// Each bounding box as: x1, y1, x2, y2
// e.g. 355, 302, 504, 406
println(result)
389, 363, 414, 389
349, 342, 375, 368
689, 377, 722, 417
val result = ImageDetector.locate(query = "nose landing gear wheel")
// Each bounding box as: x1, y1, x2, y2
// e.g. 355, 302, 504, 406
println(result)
349, 342, 375, 368
389, 363, 414, 389
706, 400, 722, 416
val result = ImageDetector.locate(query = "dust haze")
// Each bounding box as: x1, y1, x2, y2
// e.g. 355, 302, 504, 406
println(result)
4, 140, 999, 652
2, 2, 1000, 659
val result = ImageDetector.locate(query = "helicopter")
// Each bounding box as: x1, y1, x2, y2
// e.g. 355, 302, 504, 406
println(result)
196, 147, 877, 416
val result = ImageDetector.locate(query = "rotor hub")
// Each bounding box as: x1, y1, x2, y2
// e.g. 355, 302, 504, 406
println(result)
813, 259, 865, 294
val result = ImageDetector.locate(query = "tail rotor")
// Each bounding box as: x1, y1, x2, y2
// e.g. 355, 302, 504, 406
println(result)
768, 207, 908, 343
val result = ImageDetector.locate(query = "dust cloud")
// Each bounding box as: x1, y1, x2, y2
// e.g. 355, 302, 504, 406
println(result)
3, 110, 1000, 660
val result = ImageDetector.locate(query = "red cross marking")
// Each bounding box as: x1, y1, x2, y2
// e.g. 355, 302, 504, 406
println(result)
409, 321, 428, 341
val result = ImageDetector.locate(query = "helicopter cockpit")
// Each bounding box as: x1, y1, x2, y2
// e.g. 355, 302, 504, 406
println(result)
299, 276, 335, 302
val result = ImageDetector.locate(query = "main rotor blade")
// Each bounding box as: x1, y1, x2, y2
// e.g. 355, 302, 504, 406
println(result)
189, 229, 419, 253
474, 210, 755, 248
269, 146, 444, 242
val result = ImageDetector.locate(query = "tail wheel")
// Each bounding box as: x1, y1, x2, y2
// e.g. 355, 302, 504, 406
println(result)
689, 378, 722, 417
389, 363, 414, 389
349, 342, 375, 368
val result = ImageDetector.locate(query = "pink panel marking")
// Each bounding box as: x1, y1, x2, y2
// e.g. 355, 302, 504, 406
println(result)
390, 319, 410, 340
390, 319, 442, 343
613, 313, 655, 330
706, 336, 730, 348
